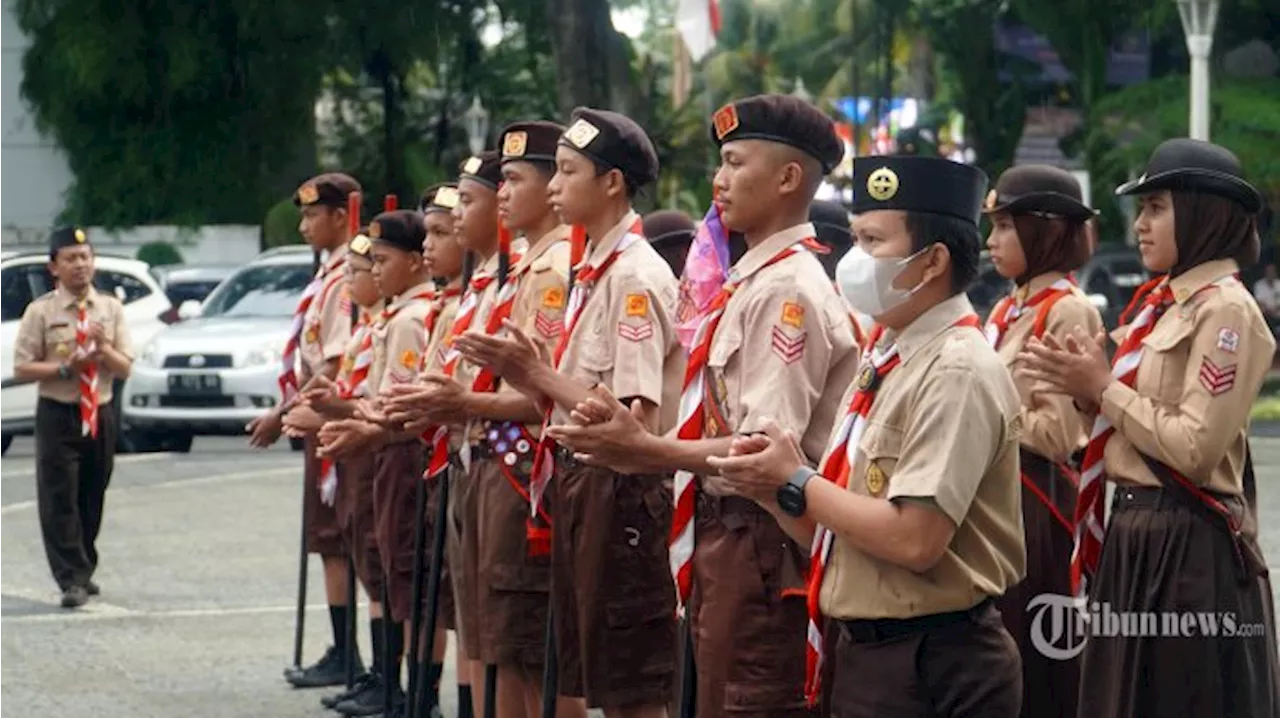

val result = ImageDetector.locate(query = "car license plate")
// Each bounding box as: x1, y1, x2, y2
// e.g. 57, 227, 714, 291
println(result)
168, 374, 221, 396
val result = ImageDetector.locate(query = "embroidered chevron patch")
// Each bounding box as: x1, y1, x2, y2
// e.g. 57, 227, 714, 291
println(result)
771, 327, 806, 364
535, 311, 563, 339
618, 321, 654, 342
1199, 357, 1237, 396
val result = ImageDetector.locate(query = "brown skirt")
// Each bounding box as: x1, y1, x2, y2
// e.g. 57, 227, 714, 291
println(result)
550, 453, 677, 709
1079, 486, 1280, 718
473, 456, 552, 669
337, 454, 383, 598
691, 495, 813, 718
995, 453, 1079, 718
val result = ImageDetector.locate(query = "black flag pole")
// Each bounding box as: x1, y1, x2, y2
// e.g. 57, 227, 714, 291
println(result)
342, 190, 363, 692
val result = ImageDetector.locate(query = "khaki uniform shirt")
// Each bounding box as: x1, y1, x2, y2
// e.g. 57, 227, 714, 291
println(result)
819, 294, 1025, 620
300, 247, 352, 379
422, 289, 462, 376
336, 303, 380, 389
1100, 259, 1274, 495
554, 211, 685, 432
13, 285, 134, 405
500, 227, 571, 438
706, 223, 861, 461
452, 253, 504, 391
373, 281, 435, 394
992, 272, 1104, 463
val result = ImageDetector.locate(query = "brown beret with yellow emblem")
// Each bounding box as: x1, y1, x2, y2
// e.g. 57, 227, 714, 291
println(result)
293, 172, 362, 209
419, 183, 461, 215
368, 210, 427, 254
458, 151, 503, 192
559, 107, 660, 187
500, 120, 566, 165
710, 94, 845, 174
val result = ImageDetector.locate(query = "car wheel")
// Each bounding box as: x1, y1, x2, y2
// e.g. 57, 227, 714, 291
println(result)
289, 437, 305, 452
1, 433, 11, 456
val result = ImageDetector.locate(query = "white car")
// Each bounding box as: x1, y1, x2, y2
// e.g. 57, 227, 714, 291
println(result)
1, 251, 172, 455
122, 247, 317, 450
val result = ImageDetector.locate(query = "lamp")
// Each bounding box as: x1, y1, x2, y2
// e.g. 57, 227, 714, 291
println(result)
1176, 0, 1220, 141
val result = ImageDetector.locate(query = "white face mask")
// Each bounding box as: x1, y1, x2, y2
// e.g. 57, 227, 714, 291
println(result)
835, 245, 929, 317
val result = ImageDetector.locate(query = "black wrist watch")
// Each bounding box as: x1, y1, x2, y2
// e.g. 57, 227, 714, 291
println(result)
776, 466, 818, 517
57, 363, 72, 380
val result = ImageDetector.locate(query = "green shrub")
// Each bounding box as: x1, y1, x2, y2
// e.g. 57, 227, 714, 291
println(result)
136, 240, 184, 267
1253, 396, 1280, 423
263, 198, 305, 249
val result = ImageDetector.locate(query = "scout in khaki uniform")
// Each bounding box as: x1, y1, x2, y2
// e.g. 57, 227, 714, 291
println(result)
706, 156, 1026, 718
456, 108, 682, 718
547, 95, 860, 718
284, 231, 390, 713
642, 210, 697, 275
13, 227, 133, 609
1020, 139, 1280, 718
980, 165, 1102, 718
252, 173, 363, 687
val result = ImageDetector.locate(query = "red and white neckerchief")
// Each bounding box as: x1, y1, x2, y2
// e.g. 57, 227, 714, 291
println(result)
527, 219, 644, 517
424, 270, 496, 481
423, 286, 463, 347
279, 252, 347, 403
984, 276, 1077, 350
670, 241, 806, 613
803, 314, 981, 707
338, 310, 375, 400
469, 248, 530, 395
1070, 274, 1232, 597
75, 299, 99, 437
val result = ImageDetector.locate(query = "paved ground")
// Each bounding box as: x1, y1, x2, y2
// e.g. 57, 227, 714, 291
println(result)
2, 434, 1279, 716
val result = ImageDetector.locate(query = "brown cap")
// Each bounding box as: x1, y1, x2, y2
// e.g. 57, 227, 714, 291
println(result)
501, 121, 565, 165
368, 210, 427, 254
294, 173, 362, 209
982, 165, 1096, 221
419, 183, 461, 215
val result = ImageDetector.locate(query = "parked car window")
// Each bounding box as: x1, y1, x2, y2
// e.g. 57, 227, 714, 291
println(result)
95, 269, 154, 304
1, 265, 53, 322
201, 264, 312, 318
165, 281, 224, 306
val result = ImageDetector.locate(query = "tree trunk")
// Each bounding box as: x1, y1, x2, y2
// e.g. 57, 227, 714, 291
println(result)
544, 0, 633, 114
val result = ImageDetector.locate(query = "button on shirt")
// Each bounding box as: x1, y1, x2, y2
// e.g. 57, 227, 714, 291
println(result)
13, 285, 133, 405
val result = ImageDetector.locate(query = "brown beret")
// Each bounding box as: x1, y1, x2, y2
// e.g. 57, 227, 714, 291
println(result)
349, 231, 374, 262
983, 165, 1096, 220
458, 151, 503, 192
419, 182, 461, 215
711, 95, 844, 174
501, 121, 565, 165
294, 172, 362, 209
642, 210, 696, 249
368, 210, 427, 254
49, 226, 90, 257
559, 107, 660, 187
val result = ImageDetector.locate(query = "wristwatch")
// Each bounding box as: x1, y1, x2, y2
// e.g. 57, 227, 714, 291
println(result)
57, 363, 72, 380
776, 466, 818, 517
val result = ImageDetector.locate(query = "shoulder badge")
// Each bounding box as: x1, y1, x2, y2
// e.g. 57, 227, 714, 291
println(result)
781, 301, 805, 328
625, 293, 649, 317
564, 119, 601, 149
543, 287, 566, 309
399, 349, 419, 369
503, 131, 528, 158
865, 462, 887, 496
1216, 327, 1240, 354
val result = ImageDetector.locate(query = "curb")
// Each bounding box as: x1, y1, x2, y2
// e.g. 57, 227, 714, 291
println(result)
1251, 421, 1280, 438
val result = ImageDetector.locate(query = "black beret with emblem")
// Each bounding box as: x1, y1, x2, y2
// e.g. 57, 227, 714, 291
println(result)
851, 156, 989, 227
559, 107, 660, 187
710, 94, 845, 174
982, 164, 1096, 221
419, 182, 461, 215
500, 121, 565, 165
348, 231, 375, 263
49, 226, 90, 258
293, 172, 362, 209
458, 151, 503, 192
1114, 138, 1262, 213
642, 210, 696, 250
368, 210, 427, 254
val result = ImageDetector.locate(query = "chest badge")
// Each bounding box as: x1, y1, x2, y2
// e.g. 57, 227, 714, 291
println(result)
865, 462, 887, 496
305, 324, 320, 344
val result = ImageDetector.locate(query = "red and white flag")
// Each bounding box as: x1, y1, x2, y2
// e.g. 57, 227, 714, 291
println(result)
676, 0, 720, 62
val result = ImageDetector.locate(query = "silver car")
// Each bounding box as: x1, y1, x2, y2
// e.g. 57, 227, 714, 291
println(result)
122, 247, 316, 451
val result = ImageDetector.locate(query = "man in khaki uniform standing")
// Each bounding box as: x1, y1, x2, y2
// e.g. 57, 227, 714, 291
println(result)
13, 227, 134, 609
707, 156, 1025, 718
249, 173, 363, 687
547, 95, 860, 717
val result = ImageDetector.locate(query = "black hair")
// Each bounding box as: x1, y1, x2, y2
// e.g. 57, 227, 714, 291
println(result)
590, 160, 639, 199
904, 211, 981, 295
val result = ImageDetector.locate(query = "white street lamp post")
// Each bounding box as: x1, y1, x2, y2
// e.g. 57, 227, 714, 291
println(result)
1177, 0, 1220, 141
464, 96, 490, 155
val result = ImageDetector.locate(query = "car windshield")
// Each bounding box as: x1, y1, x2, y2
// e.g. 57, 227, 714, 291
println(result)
200, 264, 311, 318
1108, 257, 1150, 309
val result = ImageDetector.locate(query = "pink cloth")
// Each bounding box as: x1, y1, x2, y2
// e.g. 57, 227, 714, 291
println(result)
674, 202, 731, 349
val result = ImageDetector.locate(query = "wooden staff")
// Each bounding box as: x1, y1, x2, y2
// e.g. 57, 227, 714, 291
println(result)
482, 216, 512, 718
344, 190, 362, 691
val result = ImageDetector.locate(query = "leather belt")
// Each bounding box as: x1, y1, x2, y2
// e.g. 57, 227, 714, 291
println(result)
838, 597, 993, 644
1112, 485, 1242, 513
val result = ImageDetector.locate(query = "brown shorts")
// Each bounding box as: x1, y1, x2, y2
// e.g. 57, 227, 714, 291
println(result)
473, 455, 552, 669
692, 496, 813, 718
373, 440, 452, 626
446, 454, 482, 659
304, 436, 344, 557
337, 454, 383, 598
829, 601, 1021, 718
551, 456, 676, 709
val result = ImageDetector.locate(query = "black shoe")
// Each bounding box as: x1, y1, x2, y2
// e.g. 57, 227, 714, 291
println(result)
322, 672, 375, 709
85, 580, 100, 596
60, 585, 89, 609
287, 646, 365, 689
334, 674, 402, 717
